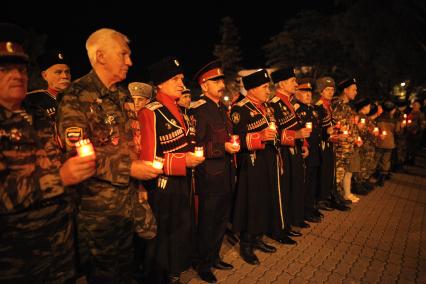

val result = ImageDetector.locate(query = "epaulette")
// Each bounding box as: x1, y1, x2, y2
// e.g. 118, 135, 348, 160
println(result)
145, 101, 163, 111
189, 99, 206, 109
315, 100, 323, 106
26, 89, 47, 95
236, 97, 249, 107
270, 96, 280, 103
294, 103, 300, 111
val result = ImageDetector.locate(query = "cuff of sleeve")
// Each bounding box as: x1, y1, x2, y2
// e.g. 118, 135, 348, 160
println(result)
246, 132, 265, 151
164, 153, 187, 176
281, 130, 296, 146
112, 154, 132, 185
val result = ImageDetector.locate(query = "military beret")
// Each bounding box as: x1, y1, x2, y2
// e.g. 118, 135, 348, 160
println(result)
297, 82, 313, 91
242, 69, 271, 91
194, 59, 224, 85
128, 82, 153, 99
270, 67, 295, 84
382, 100, 395, 112
355, 98, 371, 112
0, 23, 29, 64
149, 56, 183, 85
338, 78, 357, 90
38, 50, 70, 71
316, 77, 335, 93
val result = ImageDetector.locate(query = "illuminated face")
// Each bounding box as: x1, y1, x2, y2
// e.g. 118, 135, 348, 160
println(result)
412, 101, 421, 112
296, 90, 312, 104
344, 84, 357, 101
202, 78, 225, 100
102, 35, 132, 83
158, 73, 185, 99
42, 64, 71, 92
0, 63, 28, 107
280, 77, 298, 94
132, 96, 149, 112
360, 104, 371, 115
249, 82, 271, 103
321, 86, 335, 100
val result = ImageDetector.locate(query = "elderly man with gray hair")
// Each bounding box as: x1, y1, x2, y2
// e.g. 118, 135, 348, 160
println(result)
57, 28, 162, 283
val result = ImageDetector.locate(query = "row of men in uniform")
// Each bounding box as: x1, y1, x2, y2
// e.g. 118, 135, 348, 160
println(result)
0, 23, 396, 284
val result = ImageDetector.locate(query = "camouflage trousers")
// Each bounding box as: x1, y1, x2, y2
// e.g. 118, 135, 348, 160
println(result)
77, 191, 135, 284
0, 200, 75, 284
353, 147, 376, 183
335, 144, 352, 196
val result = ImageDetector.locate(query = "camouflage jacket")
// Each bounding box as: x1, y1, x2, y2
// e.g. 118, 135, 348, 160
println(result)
56, 70, 139, 209
0, 105, 64, 215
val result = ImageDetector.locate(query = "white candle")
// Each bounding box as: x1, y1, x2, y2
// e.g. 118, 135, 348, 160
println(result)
360, 118, 366, 124
382, 130, 387, 136
75, 139, 94, 157
194, 146, 204, 157
403, 114, 407, 119
357, 136, 362, 142
408, 119, 412, 124
373, 127, 379, 133
152, 157, 164, 169
305, 122, 312, 129
269, 122, 276, 130
343, 130, 348, 135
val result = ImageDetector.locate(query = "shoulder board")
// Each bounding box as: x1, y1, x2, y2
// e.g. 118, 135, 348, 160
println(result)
236, 97, 249, 107
26, 89, 47, 95
315, 100, 323, 106
189, 99, 206, 109
145, 101, 163, 111
294, 103, 300, 111
270, 96, 280, 103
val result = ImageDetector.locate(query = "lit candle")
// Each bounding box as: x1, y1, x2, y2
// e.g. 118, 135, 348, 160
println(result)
357, 136, 362, 142
230, 135, 240, 147
403, 114, 407, 119
360, 118, 366, 124
373, 127, 379, 134
408, 119, 412, 124
194, 146, 204, 157
269, 122, 276, 130
382, 130, 387, 136
305, 122, 312, 129
343, 130, 348, 135
75, 139, 95, 157
152, 157, 164, 169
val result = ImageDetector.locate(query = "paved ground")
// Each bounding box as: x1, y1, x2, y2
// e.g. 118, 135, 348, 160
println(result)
182, 153, 426, 283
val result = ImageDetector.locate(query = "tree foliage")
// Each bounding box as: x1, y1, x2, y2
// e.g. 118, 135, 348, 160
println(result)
214, 16, 243, 83
264, 0, 426, 99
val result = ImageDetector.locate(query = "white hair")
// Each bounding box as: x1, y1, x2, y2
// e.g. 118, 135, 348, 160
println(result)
85, 28, 130, 66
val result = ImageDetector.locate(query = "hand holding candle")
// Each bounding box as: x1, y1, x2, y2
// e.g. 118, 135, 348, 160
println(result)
373, 127, 379, 136
305, 122, 312, 130
230, 135, 240, 147
269, 121, 276, 130
75, 139, 95, 157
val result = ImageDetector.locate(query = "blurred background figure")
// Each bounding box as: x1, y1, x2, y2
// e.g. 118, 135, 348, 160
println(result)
128, 81, 154, 112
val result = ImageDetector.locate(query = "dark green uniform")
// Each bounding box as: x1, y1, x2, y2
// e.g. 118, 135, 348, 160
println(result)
56, 70, 139, 283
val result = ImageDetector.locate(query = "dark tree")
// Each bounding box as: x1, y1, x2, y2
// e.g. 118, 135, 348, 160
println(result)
214, 16, 243, 83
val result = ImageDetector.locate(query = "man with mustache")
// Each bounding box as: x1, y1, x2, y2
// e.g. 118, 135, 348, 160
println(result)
24, 50, 71, 128
190, 60, 239, 283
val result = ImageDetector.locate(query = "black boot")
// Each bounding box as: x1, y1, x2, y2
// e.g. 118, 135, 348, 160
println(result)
240, 233, 260, 265
252, 235, 276, 253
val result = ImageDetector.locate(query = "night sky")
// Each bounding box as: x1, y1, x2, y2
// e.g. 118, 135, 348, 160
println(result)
2, 1, 334, 84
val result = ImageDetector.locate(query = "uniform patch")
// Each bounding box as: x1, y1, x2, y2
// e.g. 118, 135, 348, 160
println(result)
65, 127, 83, 146
232, 112, 240, 124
